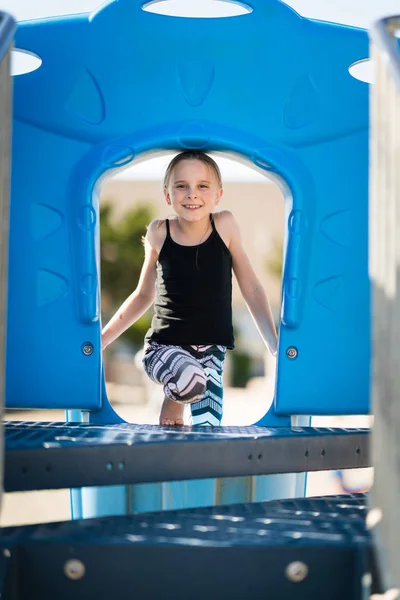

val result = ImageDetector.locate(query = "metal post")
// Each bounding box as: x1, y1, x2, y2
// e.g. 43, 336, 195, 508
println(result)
370, 16, 400, 593
0, 12, 15, 516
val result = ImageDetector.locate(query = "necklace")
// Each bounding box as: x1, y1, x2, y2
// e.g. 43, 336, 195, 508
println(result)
197, 222, 211, 246
195, 215, 213, 271
177, 215, 212, 247
176, 214, 213, 271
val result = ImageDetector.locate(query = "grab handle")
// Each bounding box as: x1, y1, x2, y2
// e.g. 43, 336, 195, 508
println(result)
77, 203, 99, 324
282, 210, 304, 328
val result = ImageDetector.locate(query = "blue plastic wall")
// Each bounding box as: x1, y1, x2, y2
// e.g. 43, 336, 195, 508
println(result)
8, 0, 369, 418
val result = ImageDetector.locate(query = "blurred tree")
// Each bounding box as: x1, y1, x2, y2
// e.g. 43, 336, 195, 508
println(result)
265, 237, 284, 332
100, 199, 155, 349
265, 238, 283, 282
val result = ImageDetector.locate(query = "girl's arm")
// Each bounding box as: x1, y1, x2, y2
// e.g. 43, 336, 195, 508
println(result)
101, 222, 159, 350
224, 212, 278, 356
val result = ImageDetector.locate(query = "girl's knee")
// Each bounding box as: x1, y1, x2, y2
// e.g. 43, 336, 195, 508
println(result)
173, 366, 207, 403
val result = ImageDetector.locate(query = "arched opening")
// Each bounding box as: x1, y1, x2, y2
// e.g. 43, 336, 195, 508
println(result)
99, 149, 288, 425
348, 59, 374, 84
142, 0, 253, 18
11, 49, 42, 77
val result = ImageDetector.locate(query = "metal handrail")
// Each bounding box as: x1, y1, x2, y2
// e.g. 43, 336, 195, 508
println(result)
371, 16, 400, 88
0, 12, 15, 63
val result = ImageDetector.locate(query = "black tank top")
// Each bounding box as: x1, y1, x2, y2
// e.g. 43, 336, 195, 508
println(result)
145, 213, 235, 349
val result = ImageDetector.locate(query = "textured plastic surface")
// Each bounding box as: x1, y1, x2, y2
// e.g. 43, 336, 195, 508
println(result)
4, 421, 370, 491
0, 494, 371, 600
7, 0, 370, 414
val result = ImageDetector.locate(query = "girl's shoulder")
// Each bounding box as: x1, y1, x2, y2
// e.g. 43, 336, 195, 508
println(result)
214, 210, 235, 225
213, 210, 239, 250
214, 210, 240, 250
213, 210, 239, 244
146, 219, 169, 255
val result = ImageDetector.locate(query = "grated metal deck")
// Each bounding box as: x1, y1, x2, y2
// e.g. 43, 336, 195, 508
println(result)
4, 421, 370, 491
0, 494, 373, 600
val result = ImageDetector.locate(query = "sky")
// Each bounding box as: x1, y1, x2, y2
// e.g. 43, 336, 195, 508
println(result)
6, 0, 396, 181
5, 0, 400, 28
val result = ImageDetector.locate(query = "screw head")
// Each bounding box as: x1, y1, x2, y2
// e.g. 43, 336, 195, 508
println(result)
286, 347, 298, 359
285, 561, 308, 583
82, 343, 94, 356
64, 559, 86, 580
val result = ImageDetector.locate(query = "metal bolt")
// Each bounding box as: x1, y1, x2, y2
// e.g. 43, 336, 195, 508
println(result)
64, 559, 86, 580
285, 561, 309, 583
82, 343, 94, 356
286, 347, 298, 359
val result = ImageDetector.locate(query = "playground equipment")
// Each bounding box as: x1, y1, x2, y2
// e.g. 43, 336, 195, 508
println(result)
0, 0, 398, 597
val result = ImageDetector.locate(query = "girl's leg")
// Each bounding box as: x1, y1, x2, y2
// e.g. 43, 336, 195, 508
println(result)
142, 343, 207, 425
189, 345, 226, 426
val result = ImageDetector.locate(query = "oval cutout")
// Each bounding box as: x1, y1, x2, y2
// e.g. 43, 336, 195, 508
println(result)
11, 49, 42, 76
349, 59, 374, 84
142, 0, 252, 18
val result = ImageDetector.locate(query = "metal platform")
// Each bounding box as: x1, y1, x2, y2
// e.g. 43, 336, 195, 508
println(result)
0, 494, 372, 600
5, 421, 370, 492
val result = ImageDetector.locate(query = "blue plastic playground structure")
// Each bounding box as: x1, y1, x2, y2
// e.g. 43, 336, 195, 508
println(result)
8, 0, 370, 417
0, 0, 393, 598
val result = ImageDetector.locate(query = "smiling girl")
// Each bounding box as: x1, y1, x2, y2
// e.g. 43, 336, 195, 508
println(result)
102, 151, 277, 426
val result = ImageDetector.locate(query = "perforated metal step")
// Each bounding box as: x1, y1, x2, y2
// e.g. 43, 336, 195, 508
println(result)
5, 421, 370, 491
0, 494, 372, 600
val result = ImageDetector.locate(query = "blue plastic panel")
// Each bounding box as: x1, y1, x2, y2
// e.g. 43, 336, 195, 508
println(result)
7, 0, 370, 413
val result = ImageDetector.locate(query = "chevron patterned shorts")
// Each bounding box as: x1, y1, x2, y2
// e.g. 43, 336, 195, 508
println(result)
142, 342, 227, 426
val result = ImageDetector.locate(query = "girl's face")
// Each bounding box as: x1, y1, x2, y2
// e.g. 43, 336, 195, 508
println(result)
164, 159, 223, 221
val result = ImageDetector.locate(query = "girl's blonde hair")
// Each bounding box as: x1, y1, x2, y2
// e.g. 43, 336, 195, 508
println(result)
163, 151, 223, 190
